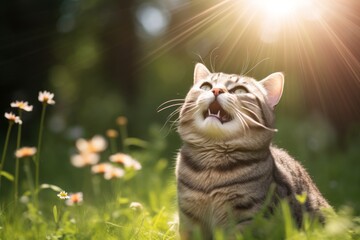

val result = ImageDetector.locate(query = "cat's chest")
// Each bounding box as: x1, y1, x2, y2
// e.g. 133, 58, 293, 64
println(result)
176, 151, 263, 192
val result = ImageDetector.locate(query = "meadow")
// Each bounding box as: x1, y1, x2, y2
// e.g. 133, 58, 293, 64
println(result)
2, 0, 360, 239
0, 90, 360, 240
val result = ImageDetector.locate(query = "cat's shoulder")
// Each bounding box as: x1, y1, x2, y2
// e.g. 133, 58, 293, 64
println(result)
269, 145, 303, 168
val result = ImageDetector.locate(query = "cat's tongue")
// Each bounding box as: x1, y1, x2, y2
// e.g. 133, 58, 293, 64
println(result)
205, 101, 231, 123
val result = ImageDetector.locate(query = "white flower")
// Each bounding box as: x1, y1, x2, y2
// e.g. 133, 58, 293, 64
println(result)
20, 195, 30, 204
104, 166, 125, 180
91, 163, 113, 174
57, 191, 70, 199
76, 135, 107, 153
15, 147, 37, 158
109, 153, 142, 170
4, 112, 22, 124
38, 91, 55, 105
10, 101, 33, 112
71, 152, 100, 168
129, 202, 143, 211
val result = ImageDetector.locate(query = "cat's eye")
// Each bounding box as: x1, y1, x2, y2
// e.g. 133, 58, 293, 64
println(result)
230, 86, 248, 94
200, 82, 212, 91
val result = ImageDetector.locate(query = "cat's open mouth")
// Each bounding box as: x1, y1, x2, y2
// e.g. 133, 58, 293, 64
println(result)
203, 100, 232, 124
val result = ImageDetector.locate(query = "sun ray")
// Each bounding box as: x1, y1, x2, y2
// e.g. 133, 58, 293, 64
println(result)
138, 0, 234, 67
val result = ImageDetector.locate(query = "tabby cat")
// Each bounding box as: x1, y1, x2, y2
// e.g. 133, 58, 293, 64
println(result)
175, 63, 331, 239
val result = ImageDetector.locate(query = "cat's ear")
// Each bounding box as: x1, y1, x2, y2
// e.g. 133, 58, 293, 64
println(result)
260, 72, 284, 109
194, 63, 211, 84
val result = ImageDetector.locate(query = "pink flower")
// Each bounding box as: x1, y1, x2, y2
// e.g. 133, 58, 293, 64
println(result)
65, 192, 83, 206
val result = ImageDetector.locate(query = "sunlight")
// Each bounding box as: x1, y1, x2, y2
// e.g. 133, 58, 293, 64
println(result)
251, 0, 314, 19
247, 0, 321, 43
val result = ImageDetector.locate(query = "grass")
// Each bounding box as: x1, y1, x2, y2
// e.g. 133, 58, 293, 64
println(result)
0, 92, 360, 239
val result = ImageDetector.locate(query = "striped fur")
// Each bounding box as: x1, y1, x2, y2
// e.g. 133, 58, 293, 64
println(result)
175, 63, 331, 239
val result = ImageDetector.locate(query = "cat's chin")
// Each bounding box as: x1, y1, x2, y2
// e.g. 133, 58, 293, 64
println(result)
193, 115, 241, 139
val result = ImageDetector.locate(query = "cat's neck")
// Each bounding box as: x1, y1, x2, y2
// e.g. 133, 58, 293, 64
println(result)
182, 141, 271, 170
182, 131, 272, 153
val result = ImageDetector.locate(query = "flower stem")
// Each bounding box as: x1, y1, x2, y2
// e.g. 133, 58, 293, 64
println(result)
117, 118, 128, 153
0, 122, 14, 188
35, 103, 47, 207
110, 138, 117, 154
24, 157, 35, 196
14, 110, 23, 205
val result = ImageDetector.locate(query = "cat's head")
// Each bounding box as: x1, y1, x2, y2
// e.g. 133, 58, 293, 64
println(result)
178, 63, 284, 147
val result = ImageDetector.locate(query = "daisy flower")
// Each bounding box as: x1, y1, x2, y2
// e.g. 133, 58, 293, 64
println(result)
38, 91, 55, 105
10, 101, 33, 112
110, 153, 142, 170
57, 191, 70, 200
129, 202, 143, 211
76, 135, 107, 153
104, 166, 125, 180
71, 152, 100, 168
15, 147, 37, 158
91, 163, 113, 174
4, 112, 22, 124
65, 192, 83, 206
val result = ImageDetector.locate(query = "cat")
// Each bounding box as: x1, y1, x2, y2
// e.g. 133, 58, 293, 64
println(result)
175, 63, 331, 239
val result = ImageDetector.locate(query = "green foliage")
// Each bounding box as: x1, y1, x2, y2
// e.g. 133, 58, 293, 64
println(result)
0, 171, 14, 182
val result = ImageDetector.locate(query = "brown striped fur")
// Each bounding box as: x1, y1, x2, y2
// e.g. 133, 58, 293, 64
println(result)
175, 63, 331, 239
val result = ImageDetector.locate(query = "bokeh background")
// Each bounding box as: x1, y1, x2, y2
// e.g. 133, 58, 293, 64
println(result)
1, 0, 360, 214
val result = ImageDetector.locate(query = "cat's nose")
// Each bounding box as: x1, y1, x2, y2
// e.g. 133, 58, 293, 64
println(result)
212, 88, 225, 97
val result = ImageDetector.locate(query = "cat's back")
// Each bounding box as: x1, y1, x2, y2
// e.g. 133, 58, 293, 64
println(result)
270, 146, 331, 214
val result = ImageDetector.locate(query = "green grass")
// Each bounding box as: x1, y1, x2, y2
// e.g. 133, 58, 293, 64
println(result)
1, 98, 360, 239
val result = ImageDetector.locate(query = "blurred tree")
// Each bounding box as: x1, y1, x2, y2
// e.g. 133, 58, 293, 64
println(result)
101, 0, 138, 104
0, 0, 60, 134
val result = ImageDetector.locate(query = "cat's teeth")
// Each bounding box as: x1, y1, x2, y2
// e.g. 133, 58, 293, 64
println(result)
208, 109, 211, 116
216, 110, 221, 118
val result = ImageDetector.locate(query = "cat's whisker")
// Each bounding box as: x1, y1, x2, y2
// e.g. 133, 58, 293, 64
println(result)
243, 57, 270, 76
240, 111, 278, 132
157, 99, 185, 111
170, 118, 181, 131
233, 111, 248, 133
190, 106, 202, 118
165, 108, 182, 124
242, 100, 260, 109
227, 101, 250, 132
166, 108, 181, 122
233, 108, 250, 132
227, 100, 274, 132
157, 103, 184, 113
162, 102, 198, 133
241, 106, 262, 123
160, 107, 182, 133
240, 50, 250, 75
